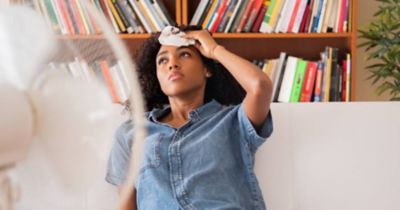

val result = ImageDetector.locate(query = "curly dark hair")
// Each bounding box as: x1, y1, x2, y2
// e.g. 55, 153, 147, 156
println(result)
135, 25, 245, 111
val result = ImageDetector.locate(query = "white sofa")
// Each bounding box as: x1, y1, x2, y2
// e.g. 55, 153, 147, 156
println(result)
256, 102, 400, 210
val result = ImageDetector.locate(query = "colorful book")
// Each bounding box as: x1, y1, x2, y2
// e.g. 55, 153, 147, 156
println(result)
289, 59, 307, 102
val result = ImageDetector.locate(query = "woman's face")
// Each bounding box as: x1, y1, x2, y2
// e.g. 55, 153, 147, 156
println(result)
156, 45, 210, 98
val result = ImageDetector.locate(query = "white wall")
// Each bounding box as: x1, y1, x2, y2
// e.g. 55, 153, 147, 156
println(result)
256, 102, 400, 210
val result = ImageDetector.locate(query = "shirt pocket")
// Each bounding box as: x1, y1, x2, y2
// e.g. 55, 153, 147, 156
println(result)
140, 133, 164, 173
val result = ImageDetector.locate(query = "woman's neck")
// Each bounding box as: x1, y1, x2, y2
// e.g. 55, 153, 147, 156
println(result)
161, 95, 204, 128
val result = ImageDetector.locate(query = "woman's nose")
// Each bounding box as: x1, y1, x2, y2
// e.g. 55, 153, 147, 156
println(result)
169, 64, 179, 71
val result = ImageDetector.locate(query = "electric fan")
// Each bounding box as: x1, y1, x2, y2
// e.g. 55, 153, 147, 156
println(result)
0, 2, 146, 210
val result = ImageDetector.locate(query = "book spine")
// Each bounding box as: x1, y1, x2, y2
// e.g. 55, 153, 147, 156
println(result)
289, 59, 307, 102
259, 0, 276, 33
299, 61, 317, 102
251, 1, 268, 32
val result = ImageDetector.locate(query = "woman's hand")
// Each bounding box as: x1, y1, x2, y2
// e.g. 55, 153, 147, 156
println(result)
184, 30, 219, 60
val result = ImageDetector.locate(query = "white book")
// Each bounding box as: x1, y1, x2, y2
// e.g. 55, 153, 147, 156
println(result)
117, 60, 132, 94
274, 0, 291, 33
152, 0, 171, 26
49, 0, 68, 35
67, 60, 82, 78
321, 0, 333, 32
129, 0, 154, 32
271, 52, 287, 102
316, 0, 327, 33
224, 0, 243, 33
79, 59, 92, 82
280, 0, 297, 33
190, 0, 209, 25
278, 56, 298, 103
327, 0, 338, 32
140, 0, 164, 31
292, 0, 308, 33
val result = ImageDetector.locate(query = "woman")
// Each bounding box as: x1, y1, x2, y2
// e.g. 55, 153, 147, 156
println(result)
106, 26, 273, 210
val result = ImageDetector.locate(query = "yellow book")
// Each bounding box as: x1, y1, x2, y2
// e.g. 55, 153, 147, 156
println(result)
137, 0, 157, 32
202, 0, 219, 29
75, 0, 91, 35
323, 47, 332, 102
107, 0, 126, 32
266, 0, 284, 33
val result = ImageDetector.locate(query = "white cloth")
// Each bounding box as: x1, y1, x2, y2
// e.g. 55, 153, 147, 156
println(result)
158, 26, 195, 47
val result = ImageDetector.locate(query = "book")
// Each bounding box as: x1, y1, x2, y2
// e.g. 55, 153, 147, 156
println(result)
154, 0, 175, 25
289, 59, 307, 102
242, 0, 264, 32
259, 0, 276, 33
278, 56, 298, 103
140, 0, 164, 31
190, 0, 210, 25
229, 0, 250, 32
251, 0, 269, 32
198, 0, 214, 26
272, 52, 287, 102
299, 61, 318, 102
129, 0, 154, 32
210, 0, 230, 32
236, 0, 255, 32
202, 0, 220, 29
313, 61, 324, 102
217, 0, 238, 32
114, 0, 134, 33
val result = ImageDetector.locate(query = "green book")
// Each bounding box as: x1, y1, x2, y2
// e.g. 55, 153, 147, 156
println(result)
263, 0, 277, 25
289, 59, 308, 102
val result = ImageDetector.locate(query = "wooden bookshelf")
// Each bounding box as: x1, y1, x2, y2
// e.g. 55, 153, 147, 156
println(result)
182, 0, 358, 101
22, 0, 358, 101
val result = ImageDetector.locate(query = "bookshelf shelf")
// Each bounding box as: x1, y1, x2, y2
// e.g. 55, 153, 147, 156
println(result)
211, 33, 353, 39
27, 0, 358, 102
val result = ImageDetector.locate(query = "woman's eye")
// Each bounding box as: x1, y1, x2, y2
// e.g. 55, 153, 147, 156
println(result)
158, 58, 167, 65
180, 52, 191, 58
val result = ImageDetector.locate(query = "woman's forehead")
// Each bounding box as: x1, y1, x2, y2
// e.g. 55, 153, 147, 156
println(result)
157, 45, 197, 56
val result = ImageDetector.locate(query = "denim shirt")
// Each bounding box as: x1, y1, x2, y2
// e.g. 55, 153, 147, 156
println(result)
106, 100, 273, 210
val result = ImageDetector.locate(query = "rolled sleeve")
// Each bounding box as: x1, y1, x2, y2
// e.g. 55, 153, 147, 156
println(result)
237, 104, 273, 151
106, 120, 133, 186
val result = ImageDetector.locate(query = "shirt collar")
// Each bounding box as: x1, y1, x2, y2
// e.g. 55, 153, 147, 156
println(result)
148, 99, 222, 123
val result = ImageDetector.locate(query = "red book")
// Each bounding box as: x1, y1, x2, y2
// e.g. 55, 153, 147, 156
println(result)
243, 0, 264, 32
69, 0, 85, 34
287, 0, 301, 33
210, 0, 229, 32
236, 0, 255, 32
341, 60, 347, 101
252, 3, 268, 32
99, 60, 120, 103
337, 0, 346, 32
299, 61, 317, 102
57, 0, 75, 34
299, 0, 311, 33
302, 0, 314, 33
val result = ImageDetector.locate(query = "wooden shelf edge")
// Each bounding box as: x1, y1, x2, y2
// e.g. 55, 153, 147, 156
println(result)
212, 33, 353, 39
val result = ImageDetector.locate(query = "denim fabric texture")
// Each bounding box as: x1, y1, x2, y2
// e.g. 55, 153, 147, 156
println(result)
106, 100, 273, 210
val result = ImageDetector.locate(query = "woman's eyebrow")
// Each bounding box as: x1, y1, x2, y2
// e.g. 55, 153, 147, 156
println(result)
156, 50, 168, 58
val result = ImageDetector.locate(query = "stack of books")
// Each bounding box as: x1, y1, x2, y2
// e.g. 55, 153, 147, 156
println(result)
30, 0, 175, 35
49, 58, 131, 104
253, 47, 351, 102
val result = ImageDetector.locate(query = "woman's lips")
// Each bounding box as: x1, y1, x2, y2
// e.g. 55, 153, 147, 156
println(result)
168, 72, 184, 81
